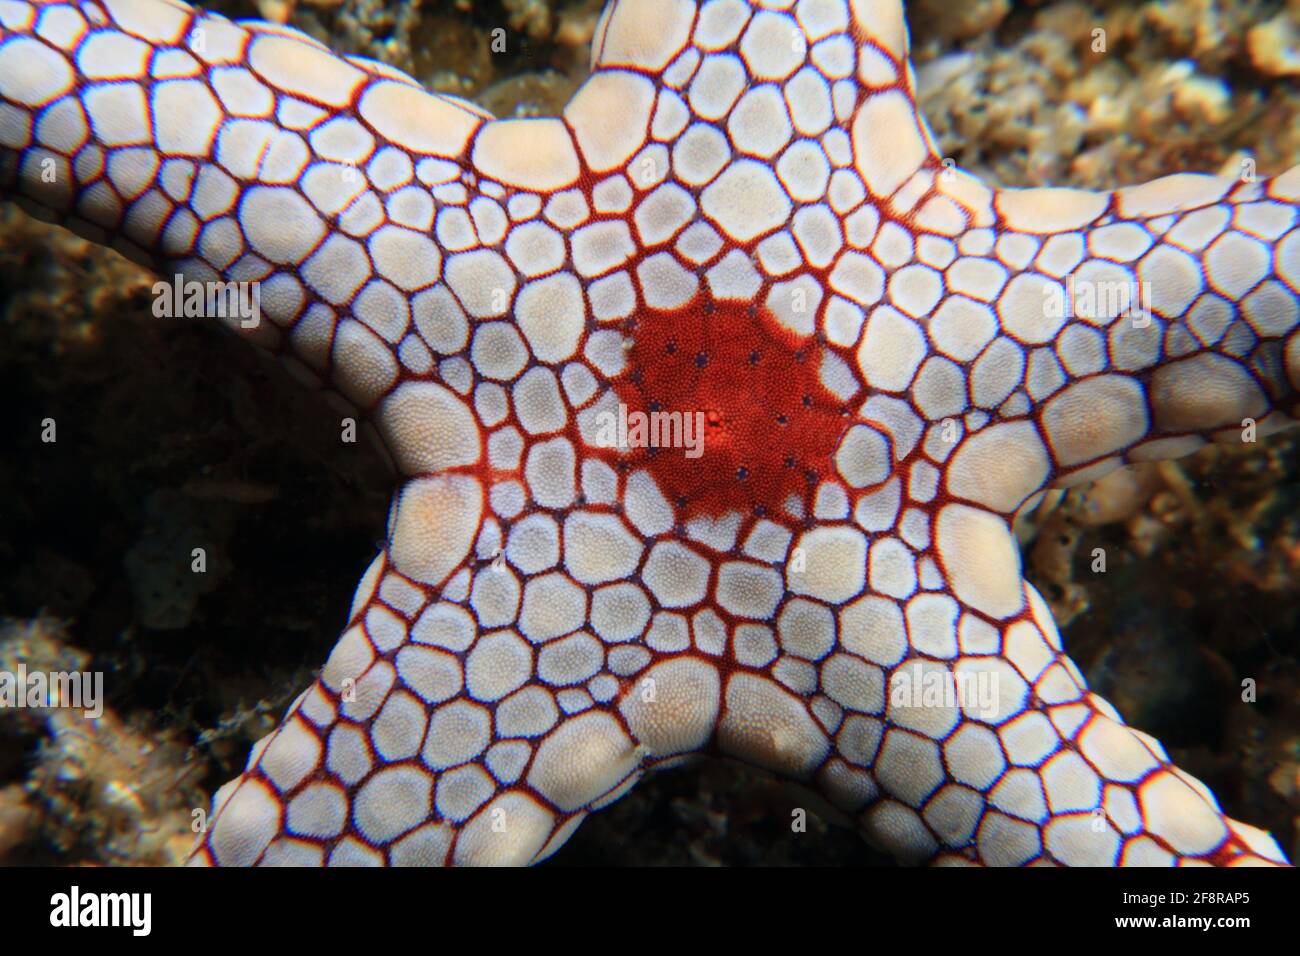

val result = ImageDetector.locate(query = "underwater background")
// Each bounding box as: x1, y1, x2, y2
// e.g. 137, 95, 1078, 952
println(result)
0, 0, 1296, 865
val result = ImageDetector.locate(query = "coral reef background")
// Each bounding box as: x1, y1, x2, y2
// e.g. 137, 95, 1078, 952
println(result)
0, 0, 1296, 865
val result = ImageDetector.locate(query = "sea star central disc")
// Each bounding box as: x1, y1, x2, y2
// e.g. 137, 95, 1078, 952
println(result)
612, 299, 850, 521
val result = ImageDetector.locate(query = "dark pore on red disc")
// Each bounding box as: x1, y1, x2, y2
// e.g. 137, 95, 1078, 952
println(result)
609, 298, 852, 522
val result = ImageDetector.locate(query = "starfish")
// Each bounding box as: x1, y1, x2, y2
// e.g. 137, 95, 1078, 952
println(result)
0, 0, 1295, 867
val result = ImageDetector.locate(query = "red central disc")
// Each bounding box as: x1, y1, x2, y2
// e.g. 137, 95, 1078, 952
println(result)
609, 298, 851, 522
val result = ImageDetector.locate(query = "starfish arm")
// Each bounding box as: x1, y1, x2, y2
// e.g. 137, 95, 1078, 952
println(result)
191, 483, 719, 866
918, 167, 1300, 519
0, 0, 490, 420
815, 517, 1289, 865
189, 516, 630, 867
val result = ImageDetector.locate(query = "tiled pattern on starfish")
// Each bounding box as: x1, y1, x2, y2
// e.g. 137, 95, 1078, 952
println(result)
0, 0, 1296, 866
